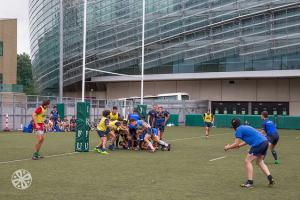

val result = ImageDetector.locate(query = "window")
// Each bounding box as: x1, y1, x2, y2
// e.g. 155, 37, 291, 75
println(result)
0, 73, 2, 84
0, 41, 3, 56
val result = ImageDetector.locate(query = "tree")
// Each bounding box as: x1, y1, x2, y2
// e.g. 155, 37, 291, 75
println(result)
17, 53, 35, 94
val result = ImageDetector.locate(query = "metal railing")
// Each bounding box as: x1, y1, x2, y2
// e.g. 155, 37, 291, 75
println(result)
0, 93, 208, 130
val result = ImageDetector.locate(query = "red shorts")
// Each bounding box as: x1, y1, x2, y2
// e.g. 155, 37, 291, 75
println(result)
34, 123, 44, 131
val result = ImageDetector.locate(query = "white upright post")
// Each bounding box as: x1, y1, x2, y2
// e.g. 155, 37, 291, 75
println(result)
59, 0, 64, 102
141, 0, 145, 105
82, 0, 87, 102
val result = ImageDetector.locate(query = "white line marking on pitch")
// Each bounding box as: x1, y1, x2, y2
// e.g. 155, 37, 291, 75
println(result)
168, 132, 232, 142
209, 156, 226, 162
0, 152, 79, 165
0, 133, 232, 165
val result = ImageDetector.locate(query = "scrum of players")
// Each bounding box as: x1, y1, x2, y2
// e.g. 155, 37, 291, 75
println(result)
94, 105, 171, 154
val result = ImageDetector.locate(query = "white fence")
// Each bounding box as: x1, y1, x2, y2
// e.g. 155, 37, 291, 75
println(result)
0, 93, 208, 130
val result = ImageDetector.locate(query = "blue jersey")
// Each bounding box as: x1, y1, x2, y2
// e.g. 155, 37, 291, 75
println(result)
155, 111, 169, 127
136, 120, 144, 128
262, 119, 278, 136
140, 128, 157, 141
128, 113, 140, 121
51, 110, 59, 120
148, 109, 157, 127
235, 125, 267, 147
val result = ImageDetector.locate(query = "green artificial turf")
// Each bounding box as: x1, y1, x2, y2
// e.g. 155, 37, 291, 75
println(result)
0, 127, 299, 200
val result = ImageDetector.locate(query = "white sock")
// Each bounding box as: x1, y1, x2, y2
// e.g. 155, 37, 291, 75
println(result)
148, 142, 154, 150
159, 140, 168, 147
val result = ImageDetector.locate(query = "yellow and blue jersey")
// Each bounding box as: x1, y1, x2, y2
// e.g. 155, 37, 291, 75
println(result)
97, 117, 109, 131
109, 112, 120, 121
203, 113, 213, 123
109, 120, 120, 131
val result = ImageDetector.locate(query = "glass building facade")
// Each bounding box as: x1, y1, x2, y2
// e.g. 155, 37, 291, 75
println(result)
29, 0, 300, 95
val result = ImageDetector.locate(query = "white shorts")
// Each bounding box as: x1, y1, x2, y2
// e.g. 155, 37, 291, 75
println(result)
35, 130, 45, 135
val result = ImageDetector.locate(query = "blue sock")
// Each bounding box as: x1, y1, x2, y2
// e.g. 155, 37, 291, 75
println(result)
128, 140, 132, 148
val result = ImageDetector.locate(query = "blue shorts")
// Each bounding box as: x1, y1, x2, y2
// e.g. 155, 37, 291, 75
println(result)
155, 125, 165, 133
152, 128, 159, 137
205, 122, 212, 128
97, 129, 110, 137
249, 141, 269, 157
129, 127, 137, 136
267, 134, 279, 145
139, 131, 147, 141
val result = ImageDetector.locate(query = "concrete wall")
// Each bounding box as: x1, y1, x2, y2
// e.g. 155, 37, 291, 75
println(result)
0, 19, 17, 84
105, 78, 300, 115
64, 91, 106, 99
63, 78, 300, 115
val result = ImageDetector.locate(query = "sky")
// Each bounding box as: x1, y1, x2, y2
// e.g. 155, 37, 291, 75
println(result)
0, 0, 31, 55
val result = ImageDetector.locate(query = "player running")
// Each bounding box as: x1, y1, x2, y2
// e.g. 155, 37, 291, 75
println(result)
224, 118, 275, 188
261, 111, 280, 164
32, 99, 50, 160
203, 109, 214, 138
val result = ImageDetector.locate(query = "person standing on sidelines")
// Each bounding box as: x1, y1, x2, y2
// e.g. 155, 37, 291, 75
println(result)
148, 104, 157, 128
224, 118, 275, 188
261, 111, 280, 164
155, 106, 169, 140
203, 109, 214, 138
32, 99, 50, 160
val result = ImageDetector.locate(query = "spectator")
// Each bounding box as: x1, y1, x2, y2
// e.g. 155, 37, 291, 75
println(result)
61, 117, 69, 132
69, 116, 76, 132
48, 117, 54, 132
44, 117, 50, 132
50, 105, 60, 128
54, 117, 62, 132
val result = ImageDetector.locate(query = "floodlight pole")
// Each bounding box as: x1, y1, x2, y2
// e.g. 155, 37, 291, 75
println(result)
82, 0, 87, 102
59, 0, 64, 102
141, 0, 145, 105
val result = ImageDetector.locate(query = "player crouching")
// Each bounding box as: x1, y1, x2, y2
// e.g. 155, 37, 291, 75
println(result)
130, 118, 171, 152
224, 118, 275, 188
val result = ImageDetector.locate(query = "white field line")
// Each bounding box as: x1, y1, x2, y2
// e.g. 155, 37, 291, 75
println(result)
209, 156, 226, 162
168, 132, 232, 142
0, 152, 79, 165
0, 132, 232, 165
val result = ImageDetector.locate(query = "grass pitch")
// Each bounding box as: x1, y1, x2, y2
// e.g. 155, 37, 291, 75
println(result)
0, 127, 300, 200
